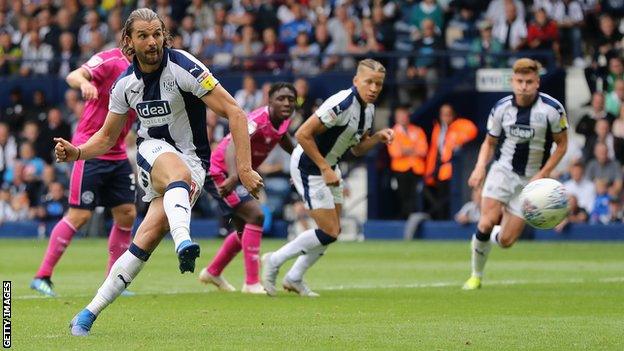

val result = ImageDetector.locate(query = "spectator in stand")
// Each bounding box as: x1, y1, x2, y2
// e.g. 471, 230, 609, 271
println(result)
424, 104, 477, 220
486, 0, 525, 25
446, 3, 478, 49
0, 186, 14, 223
360, 17, 384, 53
290, 31, 320, 75
590, 178, 610, 224
19, 30, 54, 76
0, 123, 17, 184
292, 78, 315, 130
20, 121, 50, 164
186, 0, 215, 32
605, 78, 624, 116
27, 90, 49, 123
576, 92, 615, 140
55, 8, 81, 36
406, 19, 444, 100
563, 161, 596, 212
607, 196, 623, 223
7, 190, 31, 221
585, 142, 623, 196
1, 88, 26, 132
604, 57, 624, 94
232, 25, 262, 71
582, 119, 616, 162
455, 186, 482, 225
411, 0, 444, 31
554, 194, 589, 232
12, 16, 28, 48
41, 108, 71, 153
327, 1, 358, 55
371, 4, 395, 51
179, 14, 203, 56
612, 105, 624, 164
468, 20, 503, 68
387, 106, 428, 218
551, 0, 584, 66
51, 32, 80, 78
80, 30, 107, 61
8, 142, 45, 206
527, 7, 560, 64
0, 12, 14, 37
36, 182, 67, 222
279, 3, 312, 48
584, 14, 622, 95
492, 2, 527, 52
234, 75, 263, 113
37, 8, 60, 52
77, 10, 108, 50
201, 24, 234, 71
313, 22, 332, 55
0, 30, 21, 75
210, 4, 237, 41
105, 9, 124, 46
257, 27, 286, 72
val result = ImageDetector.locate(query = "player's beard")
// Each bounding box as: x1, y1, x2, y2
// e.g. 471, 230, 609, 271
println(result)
137, 47, 162, 66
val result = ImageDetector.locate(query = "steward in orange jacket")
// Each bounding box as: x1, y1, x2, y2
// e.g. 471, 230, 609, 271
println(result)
424, 104, 477, 219
387, 107, 428, 218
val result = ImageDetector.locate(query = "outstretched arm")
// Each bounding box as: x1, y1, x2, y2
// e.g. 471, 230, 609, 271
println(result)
66, 67, 99, 100
351, 128, 394, 157
55, 112, 127, 162
201, 85, 263, 197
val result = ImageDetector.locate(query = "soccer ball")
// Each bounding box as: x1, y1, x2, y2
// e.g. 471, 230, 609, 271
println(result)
519, 178, 568, 229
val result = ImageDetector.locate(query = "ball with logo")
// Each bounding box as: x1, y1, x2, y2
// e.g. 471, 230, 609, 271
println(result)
519, 178, 568, 229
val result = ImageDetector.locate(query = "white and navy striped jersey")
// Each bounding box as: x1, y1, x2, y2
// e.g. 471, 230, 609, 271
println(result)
296, 87, 374, 174
109, 48, 219, 168
487, 92, 568, 177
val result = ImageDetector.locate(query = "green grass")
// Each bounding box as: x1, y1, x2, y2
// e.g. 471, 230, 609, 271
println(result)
1, 239, 624, 350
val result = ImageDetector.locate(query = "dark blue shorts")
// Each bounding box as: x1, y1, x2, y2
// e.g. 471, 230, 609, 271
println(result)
69, 158, 136, 210
204, 172, 254, 217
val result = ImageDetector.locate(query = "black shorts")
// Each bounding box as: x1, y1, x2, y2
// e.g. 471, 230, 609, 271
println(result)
68, 158, 136, 210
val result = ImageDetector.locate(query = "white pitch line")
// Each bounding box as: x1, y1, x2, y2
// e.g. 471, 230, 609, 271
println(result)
13, 276, 623, 300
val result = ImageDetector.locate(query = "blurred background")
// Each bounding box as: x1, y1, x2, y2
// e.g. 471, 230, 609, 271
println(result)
0, 0, 621, 240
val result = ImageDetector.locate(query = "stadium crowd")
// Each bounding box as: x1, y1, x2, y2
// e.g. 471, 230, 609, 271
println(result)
0, 0, 623, 228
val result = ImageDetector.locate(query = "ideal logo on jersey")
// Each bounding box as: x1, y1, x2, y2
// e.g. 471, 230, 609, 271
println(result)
136, 100, 172, 118
509, 125, 535, 141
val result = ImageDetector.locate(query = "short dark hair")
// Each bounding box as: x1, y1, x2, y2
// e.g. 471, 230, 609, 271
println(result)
269, 82, 296, 98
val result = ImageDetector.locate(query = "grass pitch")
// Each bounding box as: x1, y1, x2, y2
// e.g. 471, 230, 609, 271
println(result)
1, 238, 623, 350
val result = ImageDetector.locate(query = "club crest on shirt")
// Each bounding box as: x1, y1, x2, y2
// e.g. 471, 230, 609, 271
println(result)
163, 80, 176, 92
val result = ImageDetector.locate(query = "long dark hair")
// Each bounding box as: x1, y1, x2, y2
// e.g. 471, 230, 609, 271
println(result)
120, 8, 172, 56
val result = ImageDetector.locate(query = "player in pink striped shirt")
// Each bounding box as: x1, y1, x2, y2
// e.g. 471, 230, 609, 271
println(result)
200, 82, 296, 294
31, 48, 138, 297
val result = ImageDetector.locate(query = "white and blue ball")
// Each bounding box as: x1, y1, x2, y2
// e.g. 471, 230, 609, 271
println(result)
519, 178, 568, 229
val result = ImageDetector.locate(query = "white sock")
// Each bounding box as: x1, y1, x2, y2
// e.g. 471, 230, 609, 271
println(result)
163, 181, 192, 251
471, 234, 492, 278
285, 245, 327, 282
490, 225, 502, 247
270, 229, 323, 267
86, 249, 146, 316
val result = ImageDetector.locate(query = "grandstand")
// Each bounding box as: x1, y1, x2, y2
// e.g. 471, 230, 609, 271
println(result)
0, 0, 623, 349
